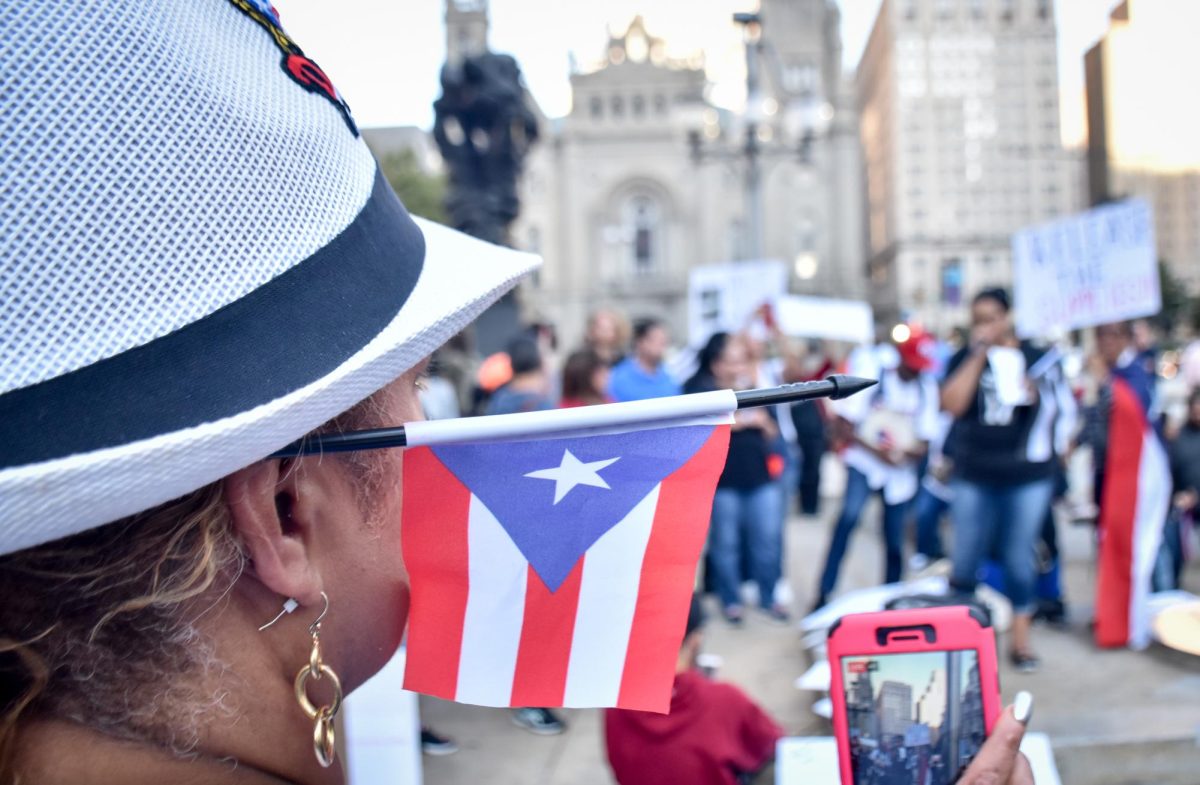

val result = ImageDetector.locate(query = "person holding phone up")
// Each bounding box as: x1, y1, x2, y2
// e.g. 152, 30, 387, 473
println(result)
941, 289, 1058, 673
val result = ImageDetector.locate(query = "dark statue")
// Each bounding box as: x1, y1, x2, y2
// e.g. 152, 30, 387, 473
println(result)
433, 52, 539, 246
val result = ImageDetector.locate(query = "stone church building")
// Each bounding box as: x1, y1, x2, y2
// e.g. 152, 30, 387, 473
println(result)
446, 0, 868, 348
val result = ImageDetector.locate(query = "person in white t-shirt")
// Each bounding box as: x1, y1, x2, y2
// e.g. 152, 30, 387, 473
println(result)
813, 330, 941, 609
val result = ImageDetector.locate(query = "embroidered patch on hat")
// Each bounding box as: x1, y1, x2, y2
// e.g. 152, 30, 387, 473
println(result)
228, 0, 359, 136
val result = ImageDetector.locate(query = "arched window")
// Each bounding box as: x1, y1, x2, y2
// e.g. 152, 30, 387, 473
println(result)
621, 195, 662, 275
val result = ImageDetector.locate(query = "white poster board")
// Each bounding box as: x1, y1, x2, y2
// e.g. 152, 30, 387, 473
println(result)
1012, 199, 1159, 338
771, 295, 875, 345
904, 723, 932, 748
688, 259, 788, 347
345, 648, 422, 784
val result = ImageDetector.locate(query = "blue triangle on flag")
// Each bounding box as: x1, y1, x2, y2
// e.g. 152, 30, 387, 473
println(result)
432, 424, 714, 591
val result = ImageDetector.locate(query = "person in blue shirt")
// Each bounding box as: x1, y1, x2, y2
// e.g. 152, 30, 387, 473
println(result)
608, 318, 681, 402
486, 337, 556, 415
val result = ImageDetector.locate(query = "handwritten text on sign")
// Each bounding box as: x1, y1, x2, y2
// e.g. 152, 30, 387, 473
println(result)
1012, 199, 1159, 338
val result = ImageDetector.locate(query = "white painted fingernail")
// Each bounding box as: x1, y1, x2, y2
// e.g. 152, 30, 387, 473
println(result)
1013, 691, 1033, 725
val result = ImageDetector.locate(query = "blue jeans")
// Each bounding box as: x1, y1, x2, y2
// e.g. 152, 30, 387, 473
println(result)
710, 483, 784, 609
818, 467, 910, 600
911, 485, 949, 560
949, 477, 1055, 614
1152, 511, 1184, 592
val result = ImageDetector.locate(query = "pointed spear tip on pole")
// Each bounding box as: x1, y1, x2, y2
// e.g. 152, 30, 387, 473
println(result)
277, 375, 884, 457
732, 375, 878, 409
828, 374, 879, 400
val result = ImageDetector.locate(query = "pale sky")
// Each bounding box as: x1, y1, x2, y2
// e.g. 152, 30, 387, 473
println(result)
275, 0, 1120, 147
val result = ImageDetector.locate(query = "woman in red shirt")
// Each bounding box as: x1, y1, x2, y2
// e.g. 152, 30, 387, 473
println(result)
605, 597, 783, 785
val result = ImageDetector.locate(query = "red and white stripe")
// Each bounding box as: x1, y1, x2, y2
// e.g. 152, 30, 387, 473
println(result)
402, 426, 729, 712
1095, 377, 1171, 649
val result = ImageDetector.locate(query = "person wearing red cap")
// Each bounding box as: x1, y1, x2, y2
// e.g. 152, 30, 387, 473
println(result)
812, 329, 941, 609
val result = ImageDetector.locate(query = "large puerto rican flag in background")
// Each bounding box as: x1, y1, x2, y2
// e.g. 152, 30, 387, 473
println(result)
401, 392, 734, 713
1095, 375, 1170, 649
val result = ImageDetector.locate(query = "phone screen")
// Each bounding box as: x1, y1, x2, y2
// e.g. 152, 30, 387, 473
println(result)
840, 649, 985, 784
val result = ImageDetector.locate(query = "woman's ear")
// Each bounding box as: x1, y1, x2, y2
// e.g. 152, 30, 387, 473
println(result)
224, 459, 322, 606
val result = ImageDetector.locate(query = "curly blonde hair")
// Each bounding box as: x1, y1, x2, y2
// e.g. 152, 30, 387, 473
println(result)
0, 393, 393, 782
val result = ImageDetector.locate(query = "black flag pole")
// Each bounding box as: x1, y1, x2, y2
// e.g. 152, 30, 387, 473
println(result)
732, 374, 875, 409
270, 374, 876, 458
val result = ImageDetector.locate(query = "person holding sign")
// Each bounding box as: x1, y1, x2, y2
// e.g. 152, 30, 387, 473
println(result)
941, 289, 1058, 672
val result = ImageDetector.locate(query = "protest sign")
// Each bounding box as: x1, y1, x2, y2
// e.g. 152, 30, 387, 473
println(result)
1012, 199, 1159, 338
772, 294, 875, 345
687, 260, 788, 347
904, 724, 932, 748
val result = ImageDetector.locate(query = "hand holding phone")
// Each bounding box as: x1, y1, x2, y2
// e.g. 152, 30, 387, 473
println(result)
956, 700, 1034, 785
827, 606, 1002, 784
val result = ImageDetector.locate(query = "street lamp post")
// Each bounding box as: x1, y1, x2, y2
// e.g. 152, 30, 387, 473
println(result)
688, 11, 830, 266
736, 12, 765, 261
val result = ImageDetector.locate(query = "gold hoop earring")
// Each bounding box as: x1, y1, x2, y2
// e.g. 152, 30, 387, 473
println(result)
260, 592, 344, 767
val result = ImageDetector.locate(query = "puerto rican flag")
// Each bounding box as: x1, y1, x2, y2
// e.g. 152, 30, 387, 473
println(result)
401, 394, 733, 713
1095, 375, 1170, 649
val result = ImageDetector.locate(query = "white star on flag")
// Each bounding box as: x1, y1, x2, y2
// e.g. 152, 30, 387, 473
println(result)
524, 449, 620, 504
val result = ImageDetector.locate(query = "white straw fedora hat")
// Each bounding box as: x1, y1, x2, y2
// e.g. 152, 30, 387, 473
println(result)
0, 1, 540, 555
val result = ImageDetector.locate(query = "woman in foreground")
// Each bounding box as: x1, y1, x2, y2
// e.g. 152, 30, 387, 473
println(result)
0, 3, 1034, 783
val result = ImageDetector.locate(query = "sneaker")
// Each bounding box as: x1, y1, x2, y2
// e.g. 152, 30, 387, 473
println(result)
722, 605, 744, 627
420, 728, 459, 756
511, 707, 566, 736
1069, 501, 1098, 524
1009, 650, 1041, 674
761, 604, 791, 624
914, 557, 952, 579
1034, 598, 1068, 628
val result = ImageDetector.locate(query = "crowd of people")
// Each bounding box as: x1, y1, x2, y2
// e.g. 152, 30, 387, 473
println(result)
414, 295, 1199, 781
422, 310, 825, 631
432, 294, 1189, 752
4, 7, 1187, 785
426, 296, 1200, 659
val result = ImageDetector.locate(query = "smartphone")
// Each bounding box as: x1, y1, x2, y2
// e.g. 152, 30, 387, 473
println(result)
827, 606, 1001, 785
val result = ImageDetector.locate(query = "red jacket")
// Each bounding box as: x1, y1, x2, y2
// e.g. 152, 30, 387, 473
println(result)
605, 669, 783, 785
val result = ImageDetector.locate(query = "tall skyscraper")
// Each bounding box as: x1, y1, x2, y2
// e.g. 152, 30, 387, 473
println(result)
858, 0, 1084, 330
1086, 0, 1200, 293
877, 680, 914, 738
847, 667, 880, 739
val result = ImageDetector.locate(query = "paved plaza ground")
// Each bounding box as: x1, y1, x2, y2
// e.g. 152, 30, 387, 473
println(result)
420, 467, 1200, 785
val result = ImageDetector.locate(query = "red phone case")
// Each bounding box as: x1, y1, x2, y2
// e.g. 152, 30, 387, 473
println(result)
826, 606, 1001, 784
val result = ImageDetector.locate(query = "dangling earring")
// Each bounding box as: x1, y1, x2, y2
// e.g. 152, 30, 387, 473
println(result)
260, 592, 344, 767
